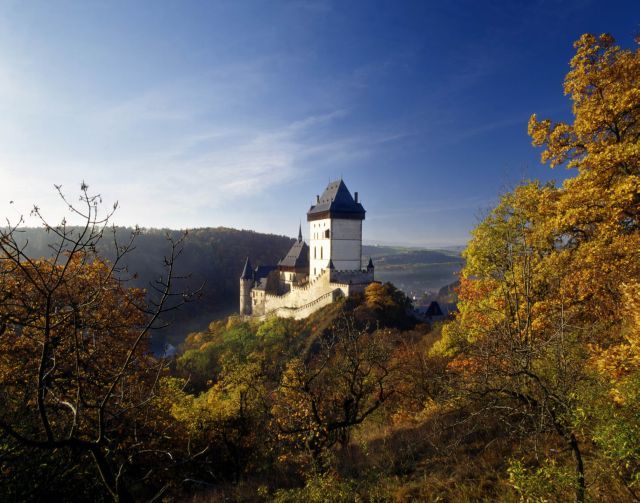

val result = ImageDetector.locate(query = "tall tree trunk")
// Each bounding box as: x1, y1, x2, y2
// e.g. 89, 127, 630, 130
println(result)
569, 433, 585, 503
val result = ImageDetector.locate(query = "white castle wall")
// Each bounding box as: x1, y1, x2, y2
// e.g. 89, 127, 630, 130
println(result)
262, 269, 345, 313
265, 289, 342, 320
309, 217, 331, 279
251, 289, 267, 316
330, 219, 362, 271
253, 268, 374, 320
309, 218, 362, 280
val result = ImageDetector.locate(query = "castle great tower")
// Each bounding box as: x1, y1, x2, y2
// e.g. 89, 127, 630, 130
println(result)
307, 179, 366, 280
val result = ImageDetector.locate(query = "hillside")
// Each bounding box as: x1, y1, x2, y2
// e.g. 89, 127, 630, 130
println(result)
12, 226, 294, 349
12, 228, 461, 348
363, 245, 463, 300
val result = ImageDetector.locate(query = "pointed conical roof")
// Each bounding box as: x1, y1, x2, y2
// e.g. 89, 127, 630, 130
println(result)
240, 257, 253, 280
367, 257, 374, 269
328, 258, 335, 270
298, 223, 303, 242
307, 179, 365, 221
425, 301, 444, 317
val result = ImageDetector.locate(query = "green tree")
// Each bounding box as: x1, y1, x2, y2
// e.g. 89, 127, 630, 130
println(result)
271, 317, 396, 471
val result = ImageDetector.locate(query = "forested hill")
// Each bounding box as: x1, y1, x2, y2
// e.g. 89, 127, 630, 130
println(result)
13, 226, 295, 348
13, 227, 463, 348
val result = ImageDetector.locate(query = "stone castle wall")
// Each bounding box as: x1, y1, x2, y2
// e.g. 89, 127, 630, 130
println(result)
262, 269, 347, 313
248, 268, 374, 320
261, 288, 342, 321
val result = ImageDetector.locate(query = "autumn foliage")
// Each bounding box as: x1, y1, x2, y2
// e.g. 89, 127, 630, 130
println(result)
1, 32, 640, 502
438, 33, 640, 501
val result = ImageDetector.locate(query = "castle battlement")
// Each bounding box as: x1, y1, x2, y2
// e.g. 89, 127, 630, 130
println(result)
239, 180, 375, 320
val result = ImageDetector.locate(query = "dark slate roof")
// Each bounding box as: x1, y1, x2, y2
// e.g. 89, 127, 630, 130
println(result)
278, 239, 309, 269
240, 257, 253, 279
425, 301, 444, 317
255, 265, 277, 280
367, 257, 374, 269
254, 277, 270, 291
254, 267, 279, 292
307, 179, 365, 220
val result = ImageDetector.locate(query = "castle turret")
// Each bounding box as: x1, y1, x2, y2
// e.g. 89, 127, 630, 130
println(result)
367, 257, 374, 272
307, 179, 365, 280
239, 257, 253, 315
277, 226, 309, 286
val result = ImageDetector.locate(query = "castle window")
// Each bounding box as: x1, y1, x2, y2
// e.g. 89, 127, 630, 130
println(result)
320, 247, 323, 259
325, 229, 330, 238
314, 247, 316, 259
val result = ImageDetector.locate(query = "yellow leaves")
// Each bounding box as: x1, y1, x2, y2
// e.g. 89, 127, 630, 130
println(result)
622, 283, 640, 331
534, 32, 640, 180
528, 114, 577, 167
591, 282, 640, 384
521, 33, 640, 334
528, 114, 551, 148
364, 282, 394, 310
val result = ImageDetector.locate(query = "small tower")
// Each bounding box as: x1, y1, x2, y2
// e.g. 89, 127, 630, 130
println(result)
239, 257, 253, 315
367, 257, 374, 273
277, 225, 309, 286
307, 180, 366, 280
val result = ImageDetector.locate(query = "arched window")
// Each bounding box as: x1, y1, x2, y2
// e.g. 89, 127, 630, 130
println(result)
321, 247, 323, 259
314, 247, 316, 259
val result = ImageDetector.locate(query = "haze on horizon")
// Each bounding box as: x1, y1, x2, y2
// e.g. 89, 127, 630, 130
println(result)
0, 0, 638, 247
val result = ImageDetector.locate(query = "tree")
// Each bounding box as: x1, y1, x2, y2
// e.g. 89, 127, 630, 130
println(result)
0, 183, 191, 502
439, 33, 640, 502
438, 183, 592, 502
528, 33, 640, 326
164, 357, 272, 483
271, 317, 396, 471
361, 282, 414, 327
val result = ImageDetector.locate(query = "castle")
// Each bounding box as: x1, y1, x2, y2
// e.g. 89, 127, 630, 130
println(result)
239, 179, 375, 320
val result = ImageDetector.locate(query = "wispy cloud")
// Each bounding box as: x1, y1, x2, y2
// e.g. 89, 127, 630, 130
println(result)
0, 66, 397, 228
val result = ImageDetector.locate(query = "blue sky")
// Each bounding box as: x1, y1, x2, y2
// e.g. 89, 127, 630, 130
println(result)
0, 0, 638, 246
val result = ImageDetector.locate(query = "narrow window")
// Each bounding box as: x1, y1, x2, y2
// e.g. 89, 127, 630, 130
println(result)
325, 229, 330, 238
314, 247, 316, 259
321, 247, 323, 259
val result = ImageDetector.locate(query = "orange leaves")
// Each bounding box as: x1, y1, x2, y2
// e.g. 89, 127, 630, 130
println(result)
0, 253, 152, 441
446, 356, 481, 375
590, 282, 640, 383
457, 276, 494, 303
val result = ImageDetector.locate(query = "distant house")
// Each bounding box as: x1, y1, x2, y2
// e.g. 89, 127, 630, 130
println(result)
415, 301, 446, 321
424, 301, 444, 317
